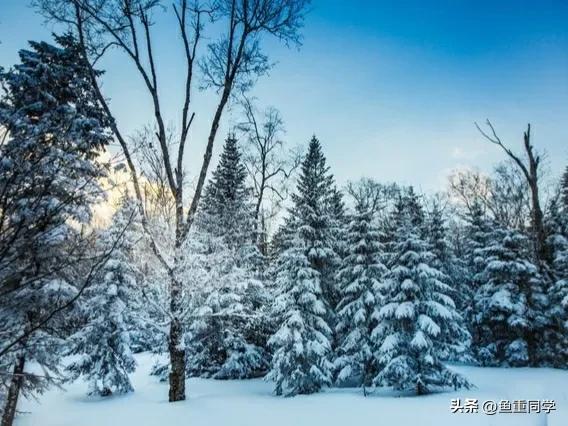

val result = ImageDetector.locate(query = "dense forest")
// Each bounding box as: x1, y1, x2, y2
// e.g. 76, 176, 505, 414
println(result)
0, 1, 566, 426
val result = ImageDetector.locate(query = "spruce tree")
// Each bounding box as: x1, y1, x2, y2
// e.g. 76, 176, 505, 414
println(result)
373, 209, 470, 395
267, 136, 338, 396
197, 135, 258, 255
292, 137, 339, 310
267, 236, 333, 396
549, 238, 568, 368
334, 202, 386, 394
0, 34, 110, 423
561, 165, 568, 211
66, 199, 142, 396
425, 201, 471, 361
544, 197, 568, 368
461, 200, 493, 352
473, 227, 548, 366
269, 216, 295, 261
382, 187, 425, 267
327, 186, 348, 310
400, 187, 425, 230
185, 237, 269, 379
187, 135, 269, 379
288, 136, 340, 311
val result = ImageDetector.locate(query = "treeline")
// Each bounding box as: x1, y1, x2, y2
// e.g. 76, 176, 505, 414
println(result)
169, 135, 567, 398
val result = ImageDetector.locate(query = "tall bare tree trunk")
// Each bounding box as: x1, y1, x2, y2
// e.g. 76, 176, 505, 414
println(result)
476, 122, 549, 266
1, 356, 25, 426
525, 128, 547, 266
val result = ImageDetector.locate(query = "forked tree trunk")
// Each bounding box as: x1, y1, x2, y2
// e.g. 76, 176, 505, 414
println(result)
1, 356, 25, 426
477, 122, 549, 266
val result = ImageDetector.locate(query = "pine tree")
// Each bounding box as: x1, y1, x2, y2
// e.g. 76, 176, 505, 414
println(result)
544, 197, 568, 368
66, 199, 142, 396
267, 237, 333, 396
197, 135, 258, 254
400, 187, 425, 230
549, 239, 568, 368
425, 201, 471, 361
269, 216, 296, 261
267, 136, 338, 396
373, 210, 470, 395
327, 186, 348, 311
0, 34, 111, 423
382, 187, 425, 267
473, 227, 548, 366
561, 165, 568, 212
291, 137, 339, 307
186, 135, 269, 379
334, 202, 386, 394
185, 235, 269, 379
461, 200, 493, 354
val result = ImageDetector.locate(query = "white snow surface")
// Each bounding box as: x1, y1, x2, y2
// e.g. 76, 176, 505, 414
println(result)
17, 353, 568, 426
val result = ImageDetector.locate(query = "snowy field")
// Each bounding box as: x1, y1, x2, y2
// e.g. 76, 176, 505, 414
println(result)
16, 353, 568, 426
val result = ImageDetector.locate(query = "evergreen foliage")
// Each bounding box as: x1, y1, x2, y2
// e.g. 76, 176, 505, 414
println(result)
334, 201, 386, 393
473, 227, 548, 366
373, 208, 470, 394
66, 199, 143, 396
267, 137, 338, 395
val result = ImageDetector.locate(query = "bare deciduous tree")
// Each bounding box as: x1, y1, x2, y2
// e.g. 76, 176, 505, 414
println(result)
33, 0, 310, 401
346, 178, 399, 216
448, 163, 530, 231
475, 120, 548, 265
237, 97, 300, 253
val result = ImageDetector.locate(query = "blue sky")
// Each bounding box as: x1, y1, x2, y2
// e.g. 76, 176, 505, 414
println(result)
1, 0, 567, 192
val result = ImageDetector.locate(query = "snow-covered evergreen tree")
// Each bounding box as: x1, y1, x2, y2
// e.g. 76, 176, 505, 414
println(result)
327, 186, 348, 311
544, 197, 568, 368
549, 243, 568, 368
425, 200, 471, 361
0, 34, 111, 422
267, 236, 333, 396
66, 198, 143, 396
197, 135, 259, 257
185, 235, 269, 379
334, 201, 386, 394
267, 136, 338, 396
382, 187, 425, 267
287, 137, 340, 313
373, 208, 470, 395
561, 165, 568, 211
400, 187, 425, 230
473, 227, 548, 366
460, 200, 493, 353
186, 135, 269, 379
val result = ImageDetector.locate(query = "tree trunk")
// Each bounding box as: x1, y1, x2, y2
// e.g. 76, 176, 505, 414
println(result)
168, 315, 185, 402
528, 172, 547, 266
168, 269, 185, 401
258, 212, 268, 256
416, 380, 426, 396
1, 356, 25, 426
478, 122, 549, 267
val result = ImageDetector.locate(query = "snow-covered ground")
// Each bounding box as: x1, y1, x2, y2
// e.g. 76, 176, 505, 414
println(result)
16, 353, 568, 426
